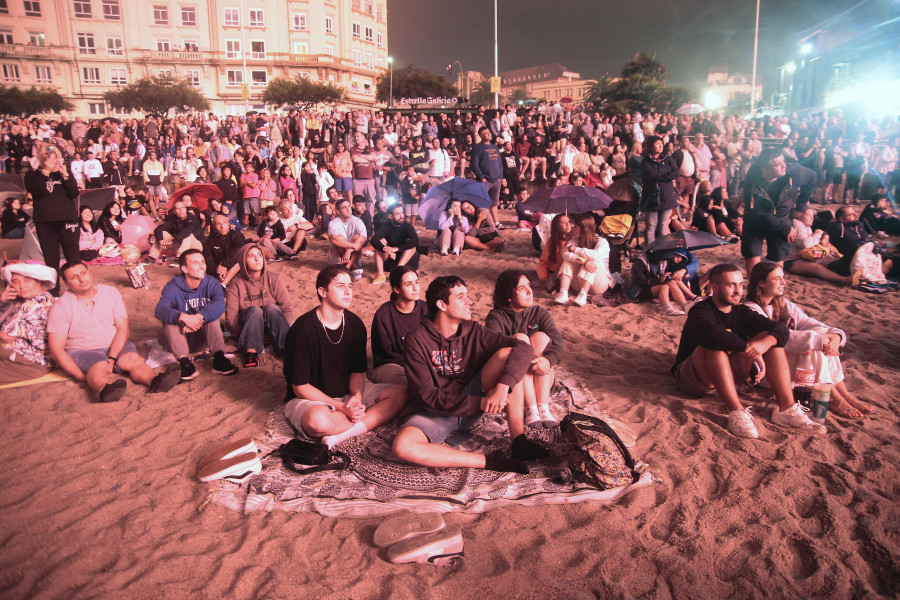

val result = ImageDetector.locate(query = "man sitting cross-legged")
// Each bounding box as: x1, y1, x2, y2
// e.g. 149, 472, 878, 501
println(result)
394, 276, 550, 473
283, 265, 407, 448
327, 198, 368, 281
672, 263, 826, 438
485, 270, 564, 429
47, 261, 181, 402
371, 266, 428, 385
370, 203, 420, 285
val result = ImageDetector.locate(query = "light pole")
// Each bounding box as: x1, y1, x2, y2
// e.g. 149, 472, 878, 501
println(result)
388, 56, 393, 108
750, 0, 760, 115
493, 0, 499, 109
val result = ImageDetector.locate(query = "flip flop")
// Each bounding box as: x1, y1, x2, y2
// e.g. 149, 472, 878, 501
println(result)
149, 364, 181, 394
386, 526, 464, 565
98, 379, 127, 403
197, 452, 261, 483
198, 437, 258, 472
373, 513, 446, 548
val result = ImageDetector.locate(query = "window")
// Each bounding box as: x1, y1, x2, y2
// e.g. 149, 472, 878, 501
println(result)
365, 52, 373, 70
292, 12, 307, 31
0, 29, 11, 44
365, 26, 373, 42
251, 70, 266, 87
352, 49, 361, 67
156, 39, 170, 52
351, 0, 360, 10
364, 1, 373, 15
34, 65, 51, 83
351, 78, 359, 91
102, 0, 120, 20
352, 22, 361, 39
250, 40, 265, 59
248, 8, 263, 27
77, 33, 96, 55
110, 67, 126, 85
182, 39, 198, 52
153, 5, 168, 25
0, 0, 6, 14
325, 44, 334, 56
292, 42, 307, 55
225, 40, 240, 59
376, 4, 382, 21
223, 7, 239, 26
376, 32, 383, 48
325, 16, 333, 34
73, 0, 91, 18
158, 69, 173, 80
28, 32, 45, 46
376, 57, 383, 68
226, 69, 243, 86
298, 71, 309, 79
1, 64, 20, 82
89, 102, 105, 115
82, 66, 101, 84
106, 35, 123, 55
181, 6, 196, 26
184, 69, 199, 86
24, 1, 41, 17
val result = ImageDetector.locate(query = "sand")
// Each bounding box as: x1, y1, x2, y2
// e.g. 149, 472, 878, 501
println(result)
1, 218, 898, 600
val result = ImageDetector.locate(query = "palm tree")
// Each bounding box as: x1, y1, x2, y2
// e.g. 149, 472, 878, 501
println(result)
621, 52, 667, 84
582, 75, 615, 105
468, 80, 498, 107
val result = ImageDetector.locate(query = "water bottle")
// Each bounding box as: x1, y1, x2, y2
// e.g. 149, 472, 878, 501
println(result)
792, 351, 815, 409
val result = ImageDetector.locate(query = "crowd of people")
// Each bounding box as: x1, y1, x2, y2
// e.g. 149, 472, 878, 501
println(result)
1, 101, 897, 461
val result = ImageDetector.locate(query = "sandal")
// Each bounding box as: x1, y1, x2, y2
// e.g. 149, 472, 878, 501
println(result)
842, 394, 874, 414
829, 401, 864, 419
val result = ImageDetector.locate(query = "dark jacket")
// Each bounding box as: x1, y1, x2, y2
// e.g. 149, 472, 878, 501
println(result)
639, 155, 679, 212
203, 228, 247, 274
155, 212, 204, 245
484, 305, 563, 366
403, 318, 534, 416
370, 220, 418, 253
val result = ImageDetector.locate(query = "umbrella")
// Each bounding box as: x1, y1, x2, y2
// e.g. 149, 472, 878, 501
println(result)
644, 230, 731, 256
676, 103, 705, 115
78, 187, 117, 211
559, 96, 574, 104
522, 185, 613, 216
418, 177, 491, 230
168, 183, 222, 211
120, 215, 156, 252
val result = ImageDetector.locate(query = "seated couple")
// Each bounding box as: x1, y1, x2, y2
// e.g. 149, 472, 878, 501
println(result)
283, 266, 551, 472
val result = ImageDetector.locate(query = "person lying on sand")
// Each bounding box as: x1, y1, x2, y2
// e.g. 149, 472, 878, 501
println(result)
394, 275, 549, 473
671, 263, 827, 439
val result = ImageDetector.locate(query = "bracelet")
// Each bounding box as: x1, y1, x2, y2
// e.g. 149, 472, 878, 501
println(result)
108, 355, 119, 364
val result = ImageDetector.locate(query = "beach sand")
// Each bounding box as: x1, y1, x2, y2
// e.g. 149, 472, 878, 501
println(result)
1, 220, 898, 599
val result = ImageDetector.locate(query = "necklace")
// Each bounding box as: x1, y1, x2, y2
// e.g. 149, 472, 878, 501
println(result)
319, 309, 345, 345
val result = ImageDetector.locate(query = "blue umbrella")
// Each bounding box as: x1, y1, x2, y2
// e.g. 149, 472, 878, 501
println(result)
418, 177, 491, 230
521, 185, 613, 215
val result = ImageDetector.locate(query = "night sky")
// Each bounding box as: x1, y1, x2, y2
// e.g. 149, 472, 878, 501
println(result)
386, 0, 891, 89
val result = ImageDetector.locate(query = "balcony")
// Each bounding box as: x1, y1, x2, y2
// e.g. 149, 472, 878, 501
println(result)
0, 43, 70, 59
134, 49, 203, 62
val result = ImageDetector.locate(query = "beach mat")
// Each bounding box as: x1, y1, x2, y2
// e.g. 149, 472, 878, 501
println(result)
209, 370, 653, 517
0, 370, 69, 390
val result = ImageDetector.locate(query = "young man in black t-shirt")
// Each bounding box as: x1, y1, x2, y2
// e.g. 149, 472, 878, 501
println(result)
283, 265, 407, 448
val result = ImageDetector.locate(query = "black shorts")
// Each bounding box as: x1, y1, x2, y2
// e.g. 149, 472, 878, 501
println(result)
741, 213, 790, 262
504, 175, 523, 196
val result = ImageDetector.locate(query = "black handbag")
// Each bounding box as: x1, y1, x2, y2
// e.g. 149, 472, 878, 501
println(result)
279, 438, 350, 475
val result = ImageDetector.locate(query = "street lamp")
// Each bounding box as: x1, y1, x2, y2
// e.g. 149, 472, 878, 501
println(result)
387, 56, 393, 108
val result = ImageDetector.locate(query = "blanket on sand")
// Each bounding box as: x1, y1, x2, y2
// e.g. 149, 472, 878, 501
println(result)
208, 370, 653, 517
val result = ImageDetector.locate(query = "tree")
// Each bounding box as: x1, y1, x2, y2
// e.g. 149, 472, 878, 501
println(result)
507, 88, 530, 106
468, 79, 497, 107
375, 64, 457, 105
261, 76, 344, 108
621, 52, 667, 84
0, 86, 74, 118
104, 75, 210, 116
586, 54, 696, 115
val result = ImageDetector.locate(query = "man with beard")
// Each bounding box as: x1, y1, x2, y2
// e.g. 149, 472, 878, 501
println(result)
672, 264, 825, 439
741, 148, 794, 275
203, 214, 248, 286
827, 205, 900, 279
370, 204, 419, 285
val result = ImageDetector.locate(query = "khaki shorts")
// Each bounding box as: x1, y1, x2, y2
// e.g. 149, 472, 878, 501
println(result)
284, 382, 390, 439
674, 349, 744, 397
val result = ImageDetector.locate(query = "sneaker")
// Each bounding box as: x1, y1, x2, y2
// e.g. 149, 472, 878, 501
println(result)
386, 526, 464, 565
573, 290, 588, 306
197, 452, 261, 483
728, 407, 759, 438
197, 437, 258, 472
243, 351, 259, 368
350, 269, 364, 281
452, 248, 460, 256
682, 296, 703, 314
363, 249, 374, 257
373, 513, 446, 548
98, 379, 127, 403
771, 403, 827, 434
663, 303, 685, 316
372, 273, 387, 284
212, 350, 239, 376
179, 357, 198, 382
554, 290, 569, 304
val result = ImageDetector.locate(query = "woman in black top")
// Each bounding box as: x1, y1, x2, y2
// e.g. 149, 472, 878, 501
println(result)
23, 144, 80, 295
97, 200, 124, 244
1, 197, 29, 239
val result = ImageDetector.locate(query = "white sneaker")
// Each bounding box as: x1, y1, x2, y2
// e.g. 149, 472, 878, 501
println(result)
350, 269, 363, 281
663, 303, 685, 316
554, 290, 569, 304
573, 290, 588, 306
682, 297, 703, 314
386, 526, 464, 565
771, 403, 827, 434
727, 407, 759, 439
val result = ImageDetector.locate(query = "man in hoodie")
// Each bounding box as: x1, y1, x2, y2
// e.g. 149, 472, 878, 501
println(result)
283, 265, 407, 448
149, 196, 204, 262
155, 249, 239, 381
225, 244, 295, 368
484, 270, 563, 430
394, 276, 549, 473
203, 214, 248, 286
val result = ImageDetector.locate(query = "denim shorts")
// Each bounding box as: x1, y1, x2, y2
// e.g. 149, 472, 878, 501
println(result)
67, 341, 138, 374
402, 411, 484, 445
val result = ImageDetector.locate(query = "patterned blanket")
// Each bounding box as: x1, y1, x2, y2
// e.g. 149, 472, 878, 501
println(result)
208, 370, 653, 517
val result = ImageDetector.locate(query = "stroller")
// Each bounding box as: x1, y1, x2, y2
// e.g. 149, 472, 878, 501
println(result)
600, 177, 642, 261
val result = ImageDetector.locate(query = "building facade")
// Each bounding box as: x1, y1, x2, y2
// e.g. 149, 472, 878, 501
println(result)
498, 63, 591, 103
0, 0, 389, 115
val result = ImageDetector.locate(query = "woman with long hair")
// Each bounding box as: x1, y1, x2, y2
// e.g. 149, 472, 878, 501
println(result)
554, 213, 614, 306
1, 197, 29, 239
331, 140, 353, 202
77, 206, 103, 261
745, 261, 872, 419
97, 201, 124, 244
537, 213, 573, 292
639, 135, 680, 246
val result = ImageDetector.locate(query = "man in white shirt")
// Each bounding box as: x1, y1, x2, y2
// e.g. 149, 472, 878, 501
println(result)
82, 151, 104, 189
427, 137, 451, 186
327, 198, 368, 280
277, 197, 313, 254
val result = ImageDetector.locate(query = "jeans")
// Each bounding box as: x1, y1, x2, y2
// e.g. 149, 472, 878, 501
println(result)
238, 304, 290, 353
645, 209, 672, 245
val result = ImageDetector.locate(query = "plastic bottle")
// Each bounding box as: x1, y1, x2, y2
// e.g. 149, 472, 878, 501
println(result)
792, 351, 815, 409
811, 383, 831, 424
